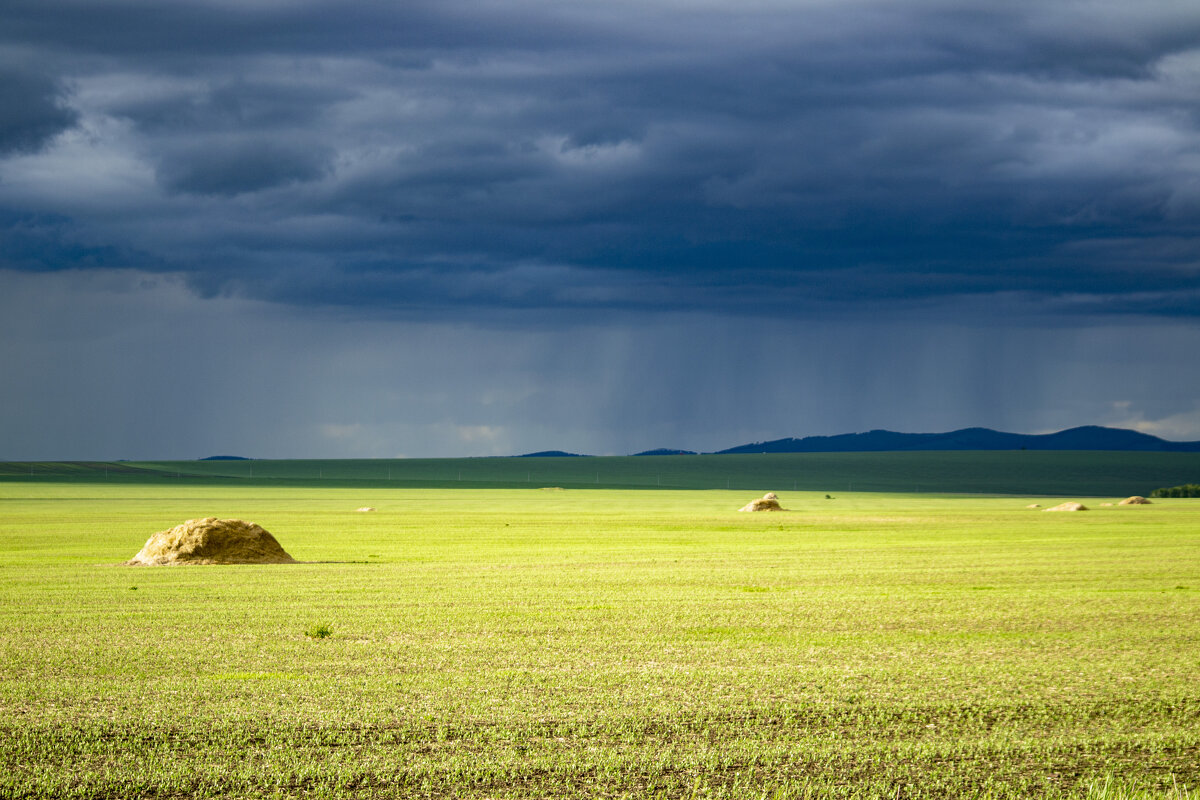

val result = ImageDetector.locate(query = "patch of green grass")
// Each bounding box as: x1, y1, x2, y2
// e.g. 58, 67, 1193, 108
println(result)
1085, 773, 1197, 799
0, 483, 1197, 797
305, 623, 333, 639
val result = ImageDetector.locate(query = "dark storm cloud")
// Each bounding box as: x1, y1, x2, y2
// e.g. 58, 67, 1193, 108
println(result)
113, 80, 355, 135
0, 0, 599, 58
0, 210, 162, 272
0, 64, 77, 154
155, 139, 332, 196
1, 0, 1199, 319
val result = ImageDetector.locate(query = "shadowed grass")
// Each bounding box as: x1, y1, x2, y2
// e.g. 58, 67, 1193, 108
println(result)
5, 450, 1200, 495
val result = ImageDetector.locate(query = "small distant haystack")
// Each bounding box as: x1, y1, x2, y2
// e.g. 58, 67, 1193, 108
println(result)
127, 518, 295, 565
1044, 502, 1088, 512
1026, 503, 1042, 508
740, 492, 785, 512
1100, 502, 1114, 507
355, 507, 376, 512
1119, 496, 1152, 505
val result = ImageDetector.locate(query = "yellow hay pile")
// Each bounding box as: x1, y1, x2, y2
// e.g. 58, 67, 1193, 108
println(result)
127, 517, 295, 566
1118, 496, 1151, 505
355, 507, 376, 512
1026, 503, 1041, 508
1044, 502, 1088, 512
740, 492, 785, 512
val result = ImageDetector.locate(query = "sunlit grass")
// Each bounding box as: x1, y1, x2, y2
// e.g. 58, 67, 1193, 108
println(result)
0, 484, 1197, 797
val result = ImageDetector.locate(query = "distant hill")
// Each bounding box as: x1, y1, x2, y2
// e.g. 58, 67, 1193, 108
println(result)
633, 448, 699, 456
515, 450, 591, 458
714, 426, 1200, 454
199, 455, 251, 461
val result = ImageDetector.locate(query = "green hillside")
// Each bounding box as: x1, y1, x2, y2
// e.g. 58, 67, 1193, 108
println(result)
3, 450, 1199, 495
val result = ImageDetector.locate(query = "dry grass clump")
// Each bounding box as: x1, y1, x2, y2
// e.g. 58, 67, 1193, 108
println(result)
1045, 502, 1088, 512
740, 492, 785, 512
1026, 503, 1042, 508
355, 507, 376, 512
127, 517, 295, 565
1118, 496, 1152, 505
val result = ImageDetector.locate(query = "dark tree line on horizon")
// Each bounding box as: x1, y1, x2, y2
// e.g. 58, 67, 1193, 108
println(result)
1150, 484, 1200, 498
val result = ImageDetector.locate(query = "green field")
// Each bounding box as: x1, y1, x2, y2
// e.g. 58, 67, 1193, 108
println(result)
4, 450, 1200, 495
1, 482, 1198, 798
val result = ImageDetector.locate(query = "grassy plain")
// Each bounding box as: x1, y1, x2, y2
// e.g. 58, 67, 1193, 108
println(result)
0, 483, 1198, 798
5, 450, 1200, 495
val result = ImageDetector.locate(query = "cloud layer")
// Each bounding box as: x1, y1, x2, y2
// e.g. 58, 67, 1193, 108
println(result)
3, 1, 1200, 457
2, 0, 1198, 320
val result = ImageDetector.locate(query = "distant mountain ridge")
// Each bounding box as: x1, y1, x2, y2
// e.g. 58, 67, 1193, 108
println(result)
713, 426, 1200, 454
508, 426, 1200, 458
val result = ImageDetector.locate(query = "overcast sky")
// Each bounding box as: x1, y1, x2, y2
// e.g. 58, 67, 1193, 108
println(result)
2, 0, 1199, 459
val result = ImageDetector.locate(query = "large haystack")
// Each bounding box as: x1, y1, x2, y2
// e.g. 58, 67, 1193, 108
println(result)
127, 518, 295, 566
1044, 502, 1088, 512
739, 492, 785, 512
1118, 496, 1152, 505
